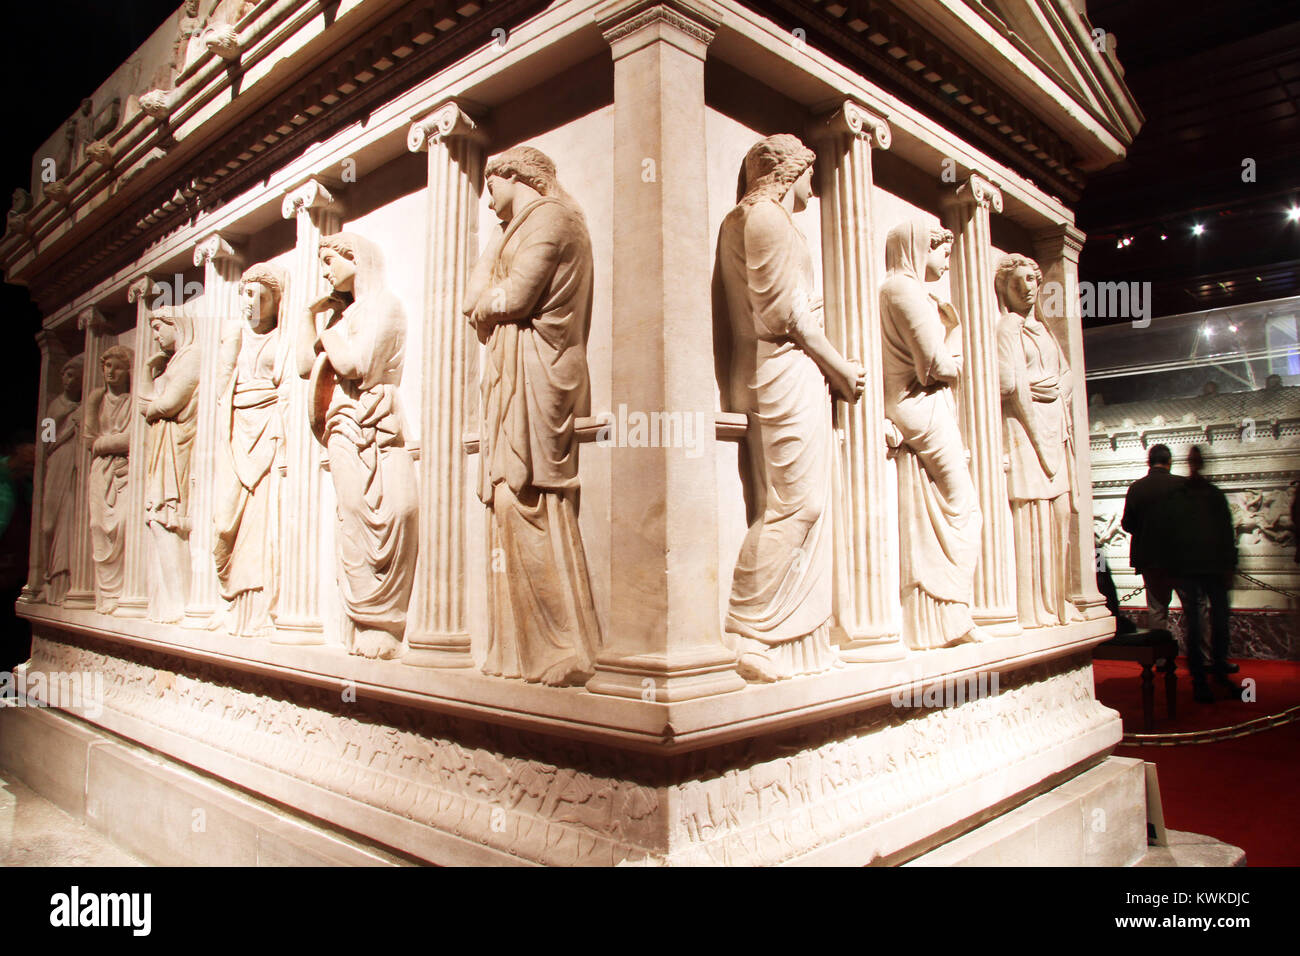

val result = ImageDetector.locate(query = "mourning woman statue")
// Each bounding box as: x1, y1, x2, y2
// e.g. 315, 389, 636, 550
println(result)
39, 355, 84, 604
995, 253, 1081, 627
141, 306, 201, 623
84, 346, 133, 613
881, 220, 985, 649
717, 134, 866, 682
297, 232, 418, 660
212, 262, 289, 637
462, 145, 602, 686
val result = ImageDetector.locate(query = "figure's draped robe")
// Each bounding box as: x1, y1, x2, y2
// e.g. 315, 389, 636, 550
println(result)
319, 293, 418, 645
717, 198, 837, 676
214, 323, 284, 635
998, 309, 1077, 626
86, 389, 131, 612
145, 344, 200, 623
880, 221, 982, 649
41, 393, 80, 604
477, 196, 601, 683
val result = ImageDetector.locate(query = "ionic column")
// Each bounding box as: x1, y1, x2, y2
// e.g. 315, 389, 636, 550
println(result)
587, 0, 746, 701
119, 275, 159, 617
942, 175, 1019, 635
184, 233, 243, 626
1034, 223, 1108, 618
63, 307, 109, 609
274, 178, 339, 643
808, 100, 906, 663
403, 102, 486, 668
21, 329, 69, 602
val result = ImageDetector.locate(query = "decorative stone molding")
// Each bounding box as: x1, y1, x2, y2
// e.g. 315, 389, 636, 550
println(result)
138, 89, 174, 120
596, 0, 723, 58
85, 141, 115, 167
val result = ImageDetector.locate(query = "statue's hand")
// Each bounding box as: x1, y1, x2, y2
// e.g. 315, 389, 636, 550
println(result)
829, 359, 866, 404
307, 293, 345, 315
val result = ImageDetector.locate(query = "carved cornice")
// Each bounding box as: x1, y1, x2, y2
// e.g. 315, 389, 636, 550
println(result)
193, 232, 240, 268
596, 0, 723, 51
407, 102, 487, 153
947, 173, 1004, 214
280, 179, 338, 221
809, 99, 891, 150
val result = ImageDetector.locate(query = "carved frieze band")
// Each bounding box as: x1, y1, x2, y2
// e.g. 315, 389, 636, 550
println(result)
597, 0, 722, 47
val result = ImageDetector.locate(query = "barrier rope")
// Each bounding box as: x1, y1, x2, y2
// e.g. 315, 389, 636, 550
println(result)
1119, 704, 1300, 747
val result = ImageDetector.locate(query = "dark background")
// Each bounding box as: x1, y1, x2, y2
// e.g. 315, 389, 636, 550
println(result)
0, 0, 1296, 434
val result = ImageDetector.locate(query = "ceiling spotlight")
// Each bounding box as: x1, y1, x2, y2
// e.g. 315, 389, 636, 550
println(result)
1204, 326, 1214, 338
1287, 206, 1300, 223
1192, 223, 1205, 236
1116, 238, 1124, 249
1160, 233, 1168, 240
1229, 324, 1238, 332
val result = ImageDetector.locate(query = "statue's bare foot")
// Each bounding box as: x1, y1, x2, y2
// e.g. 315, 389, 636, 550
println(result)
352, 629, 403, 660
737, 651, 782, 683
538, 657, 591, 686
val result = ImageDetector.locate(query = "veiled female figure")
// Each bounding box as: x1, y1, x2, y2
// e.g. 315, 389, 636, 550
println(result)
995, 253, 1081, 627
141, 306, 201, 623
212, 262, 288, 636
297, 232, 418, 660
40, 355, 84, 604
717, 134, 865, 682
462, 146, 602, 686
85, 346, 133, 613
880, 220, 985, 649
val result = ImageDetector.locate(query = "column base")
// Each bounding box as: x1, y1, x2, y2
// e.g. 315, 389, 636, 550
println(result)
838, 634, 908, 663
271, 622, 325, 646
403, 639, 474, 669
62, 591, 96, 610
114, 598, 148, 619
975, 614, 1023, 638
587, 649, 746, 702
181, 606, 219, 629
16, 587, 39, 605
1074, 594, 1112, 620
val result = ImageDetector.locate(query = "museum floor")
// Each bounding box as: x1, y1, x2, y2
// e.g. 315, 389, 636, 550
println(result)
1094, 657, 1300, 867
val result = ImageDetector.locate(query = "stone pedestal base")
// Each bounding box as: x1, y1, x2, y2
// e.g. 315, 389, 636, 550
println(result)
3, 615, 1140, 866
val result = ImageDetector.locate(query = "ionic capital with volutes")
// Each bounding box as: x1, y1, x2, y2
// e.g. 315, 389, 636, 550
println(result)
810, 100, 892, 151
407, 102, 487, 153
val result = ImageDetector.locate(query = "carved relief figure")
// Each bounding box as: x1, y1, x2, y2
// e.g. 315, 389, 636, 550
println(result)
880, 220, 985, 649
462, 146, 601, 686
141, 306, 201, 623
39, 356, 84, 604
297, 232, 418, 659
716, 134, 865, 682
85, 346, 133, 613
996, 253, 1081, 627
212, 262, 288, 636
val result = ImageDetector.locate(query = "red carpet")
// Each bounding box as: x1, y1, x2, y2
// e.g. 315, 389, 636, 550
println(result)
1093, 657, 1300, 866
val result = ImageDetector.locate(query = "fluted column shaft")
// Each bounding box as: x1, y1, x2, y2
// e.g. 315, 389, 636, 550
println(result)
274, 179, 339, 642
403, 102, 485, 667
809, 100, 905, 662
1034, 224, 1109, 617
184, 233, 243, 625
64, 308, 109, 608
943, 175, 1019, 634
22, 330, 69, 600
118, 275, 158, 616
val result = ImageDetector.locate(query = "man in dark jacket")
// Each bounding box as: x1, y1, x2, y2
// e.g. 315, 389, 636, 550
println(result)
1121, 444, 1184, 631
1157, 446, 1240, 702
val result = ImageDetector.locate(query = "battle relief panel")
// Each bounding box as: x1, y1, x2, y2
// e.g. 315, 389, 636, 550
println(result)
12, 0, 1123, 733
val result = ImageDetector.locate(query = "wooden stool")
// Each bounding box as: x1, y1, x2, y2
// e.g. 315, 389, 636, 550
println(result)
1092, 627, 1179, 731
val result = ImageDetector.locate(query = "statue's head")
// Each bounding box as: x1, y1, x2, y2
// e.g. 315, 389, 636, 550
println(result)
239, 262, 286, 328
887, 220, 953, 282
319, 232, 384, 298
61, 355, 84, 399
1187, 444, 1205, 478
100, 345, 133, 390
994, 253, 1042, 316
737, 134, 815, 209
484, 146, 560, 223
